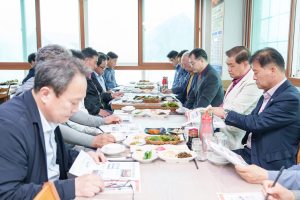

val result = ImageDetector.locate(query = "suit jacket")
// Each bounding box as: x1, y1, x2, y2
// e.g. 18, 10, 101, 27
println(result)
0, 90, 78, 200
91, 72, 113, 104
220, 70, 263, 149
226, 79, 300, 170
84, 78, 107, 115
172, 71, 197, 104
22, 66, 36, 83
185, 64, 224, 109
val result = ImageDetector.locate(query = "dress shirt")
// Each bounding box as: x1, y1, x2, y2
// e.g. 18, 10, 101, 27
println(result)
93, 71, 107, 92
220, 69, 251, 107
186, 72, 195, 99
247, 78, 287, 149
103, 68, 118, 91
197, 64, 209, 86
38, 109, 60, 181
172, 63, 181, 87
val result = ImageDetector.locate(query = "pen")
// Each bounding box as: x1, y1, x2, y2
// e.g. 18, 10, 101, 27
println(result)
264, 166, 285, 200
193, 158, 198, 169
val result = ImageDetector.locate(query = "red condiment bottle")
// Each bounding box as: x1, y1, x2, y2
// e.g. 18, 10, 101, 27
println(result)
200, 110, 213, 141
162, 77, 167, 89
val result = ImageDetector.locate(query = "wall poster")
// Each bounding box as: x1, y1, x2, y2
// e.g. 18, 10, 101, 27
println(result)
211, 0, 224, 75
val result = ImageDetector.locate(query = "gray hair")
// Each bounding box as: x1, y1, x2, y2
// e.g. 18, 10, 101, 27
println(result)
34, 58, 91, 97
36, 44, 72, 63
182, 51, 190, 59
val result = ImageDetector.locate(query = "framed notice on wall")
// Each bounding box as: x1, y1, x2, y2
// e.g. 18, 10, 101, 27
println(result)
211, 0, 224, 76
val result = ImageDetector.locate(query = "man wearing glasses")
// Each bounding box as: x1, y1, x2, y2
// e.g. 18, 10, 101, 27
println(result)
184, 48, 224, 109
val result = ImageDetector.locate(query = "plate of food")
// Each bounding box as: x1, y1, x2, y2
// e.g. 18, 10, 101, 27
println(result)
142, 96, 161, 103
147, 109, 169, 118
145, 135, 180, 145
132, 110, 146, 117
167, 128, 185, 135
144, 127, 166, 135
132, 150, 158, 163
122, 138, 146, 147
139, 80, 150, 83
129, 81, 136, 84
158, 150, 197, 163
133, 96, 145, 100
135, 86, 154, 90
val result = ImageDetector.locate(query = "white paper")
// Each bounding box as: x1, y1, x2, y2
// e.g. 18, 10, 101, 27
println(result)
99, 124, 143, 137
217, 192, 264, 200
69, 151, 141, 180
213, 115, 226, 128
205, 140, 248, 166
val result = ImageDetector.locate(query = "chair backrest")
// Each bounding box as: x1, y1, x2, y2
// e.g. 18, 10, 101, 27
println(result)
297, 144, 300, 164
33, 182, 60, 200
0, 85, 10, 94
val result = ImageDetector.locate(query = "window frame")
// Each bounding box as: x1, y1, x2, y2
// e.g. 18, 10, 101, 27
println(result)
246, 0, 299, 86
0, 0, 201, 70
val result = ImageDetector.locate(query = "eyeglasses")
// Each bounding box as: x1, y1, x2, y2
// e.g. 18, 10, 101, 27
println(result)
103, 178, 134, 200
189, 58, 201, 66
98, 65, 106, 70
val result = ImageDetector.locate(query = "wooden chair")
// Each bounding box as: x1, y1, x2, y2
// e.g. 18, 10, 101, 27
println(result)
297, 144, 300, 164
33, 182, 60, 200
0, 84, 10, 103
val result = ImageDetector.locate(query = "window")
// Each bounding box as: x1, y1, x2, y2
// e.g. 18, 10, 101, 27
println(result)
251, 0, 291, 67
40, 0, 80, 49
145, 70, 175, 88
291, 0, 300, 78
115, 70, 142, 85
0, 70, 25, 83
87, 0, 138, 65
142, 0, 195, 62
0, 0, 37, 62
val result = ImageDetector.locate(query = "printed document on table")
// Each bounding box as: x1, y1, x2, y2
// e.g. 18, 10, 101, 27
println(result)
69, 151, 141, 180
206, 140, 248, 166
217, 192, 264, 200
99, 123, 143, 136
69, 151, 142, 194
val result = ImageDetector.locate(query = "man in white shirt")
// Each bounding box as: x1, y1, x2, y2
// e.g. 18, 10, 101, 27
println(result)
212, 46, 262, 149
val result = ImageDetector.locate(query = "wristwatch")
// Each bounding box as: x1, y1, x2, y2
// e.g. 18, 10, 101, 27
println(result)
223, 109, 231, 119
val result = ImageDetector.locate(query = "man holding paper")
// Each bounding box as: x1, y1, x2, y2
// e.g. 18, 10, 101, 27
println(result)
216, 46, 262, 150
0, 58, 108, 199
209, 48, 300, 170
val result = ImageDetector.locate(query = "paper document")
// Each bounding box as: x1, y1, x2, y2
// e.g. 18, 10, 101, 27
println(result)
69, 151, 141, 193
99, 123, 143, 137
206, 140, 248, 166
217, 192, 264, 200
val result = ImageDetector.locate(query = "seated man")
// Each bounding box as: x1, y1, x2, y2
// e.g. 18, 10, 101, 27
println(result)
82, 47, 114, 117
92, 53, 124, 111
0, 58, 107, 199
185, 48, 224, 109
15, 45, 72, 96
210, 47, 300, 170
22, 52, 36, 83
234, 164, 300, 190
163, 51, 197, 104
216, 46, 262, 150
103, 51, 119, 91
262, 180, 300, 200
167, 50, 182, 88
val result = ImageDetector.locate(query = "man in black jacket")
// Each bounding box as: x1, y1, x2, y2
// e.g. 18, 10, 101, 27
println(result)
185, 48, 224, 109
0, 58, 108, 200
22, 53, 36, 83
82, 48, 123, 117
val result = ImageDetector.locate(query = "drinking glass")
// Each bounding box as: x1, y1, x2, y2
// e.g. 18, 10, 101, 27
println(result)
218, 136, 229, 149
192, 138, 206, 161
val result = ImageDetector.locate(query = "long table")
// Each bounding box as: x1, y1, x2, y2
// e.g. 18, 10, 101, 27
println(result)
76, 115, 262, 200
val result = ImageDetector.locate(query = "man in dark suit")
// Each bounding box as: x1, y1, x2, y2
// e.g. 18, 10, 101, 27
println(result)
22, 53, 36, 83
210, 47, 300, 171
0, 58, 107, 199
184, 48, 224, 109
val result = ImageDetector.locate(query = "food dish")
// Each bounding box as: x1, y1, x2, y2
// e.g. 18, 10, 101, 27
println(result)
129, 81, 136, 84
132, 110, 146, 117
121, 106, 135, 113
176, 107, 186, 114
139, 80, 150, 82
122, 138, 146, 147
145, 135, 180, 145
167, 128, 184, 135
207, 152, 230, 166
101, 144, 126, 155
132, 99, 143, 103
144, 127, 166, 135
132, 151, 158, 163
135, 86, 154, 90
148, 109, 169, 118
158, 150, 197, 163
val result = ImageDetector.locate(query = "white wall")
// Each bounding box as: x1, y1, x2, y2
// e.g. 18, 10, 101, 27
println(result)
201, 0, 245, 80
